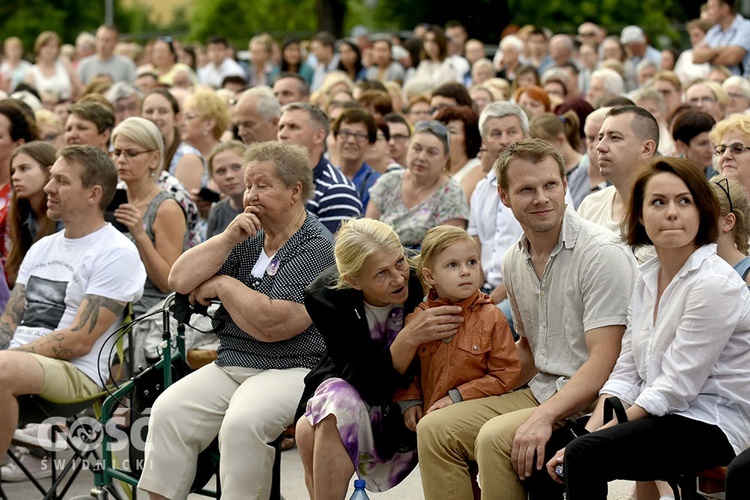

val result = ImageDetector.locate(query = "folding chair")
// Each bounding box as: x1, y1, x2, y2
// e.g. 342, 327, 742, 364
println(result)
0, 304, 135, 500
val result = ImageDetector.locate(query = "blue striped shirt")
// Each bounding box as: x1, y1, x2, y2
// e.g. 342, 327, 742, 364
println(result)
307, 156, 363, 234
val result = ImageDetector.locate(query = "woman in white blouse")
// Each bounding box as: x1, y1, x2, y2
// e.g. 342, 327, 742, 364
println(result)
546, 156, 750, 499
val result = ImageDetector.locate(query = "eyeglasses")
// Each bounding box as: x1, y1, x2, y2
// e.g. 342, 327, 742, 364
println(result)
113, 149, 154, 160
714, 177, 734, 214
429, 104, 452, 115
338, 129, 369, 142
727, 92, 749, 100
688, 96, 717, 105
714, 142, 750, 156
390, 133, 410, 142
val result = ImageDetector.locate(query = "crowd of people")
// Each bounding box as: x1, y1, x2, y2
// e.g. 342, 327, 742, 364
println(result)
3, 3, 750, 498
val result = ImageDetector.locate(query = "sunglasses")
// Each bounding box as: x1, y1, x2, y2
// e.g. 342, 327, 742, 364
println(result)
414, 120, 450, 151
714, 177, 734, 214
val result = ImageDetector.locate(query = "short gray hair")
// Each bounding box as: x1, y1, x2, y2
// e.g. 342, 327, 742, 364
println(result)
723, 75, 750, 99
281, 102, 329, 136
244, 142, 314, 202
238, 86, 281, 122
591, 68, 625, 97
499, 35, 524, 53
105, 82, 142, 105
478, 101, 529, 139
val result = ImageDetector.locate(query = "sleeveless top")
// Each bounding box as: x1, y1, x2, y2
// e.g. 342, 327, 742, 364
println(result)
733, 255, 750, 281
29, 60, 72, 100
126, 191, 187, 316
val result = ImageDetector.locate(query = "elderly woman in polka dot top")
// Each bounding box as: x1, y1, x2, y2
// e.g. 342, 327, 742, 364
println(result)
138, 142, 335, 500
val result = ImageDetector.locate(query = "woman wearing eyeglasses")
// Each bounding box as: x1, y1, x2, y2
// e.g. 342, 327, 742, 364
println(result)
111, 117, 187, 318
365, 120, 470, 250
547, 156, 750, 499
710, 113, 750, 195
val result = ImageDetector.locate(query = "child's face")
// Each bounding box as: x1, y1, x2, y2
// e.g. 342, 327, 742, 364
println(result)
422, 239, 482, 303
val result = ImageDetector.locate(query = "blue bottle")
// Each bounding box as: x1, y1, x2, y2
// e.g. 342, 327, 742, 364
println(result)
349, 479, 370, 499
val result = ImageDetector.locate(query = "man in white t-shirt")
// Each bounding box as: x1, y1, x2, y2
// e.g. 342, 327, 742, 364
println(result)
0, 145, 145, 464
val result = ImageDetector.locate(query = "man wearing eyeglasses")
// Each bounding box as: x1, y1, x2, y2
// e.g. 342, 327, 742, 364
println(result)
331, 108, 380, 209
685, 81, 726, 122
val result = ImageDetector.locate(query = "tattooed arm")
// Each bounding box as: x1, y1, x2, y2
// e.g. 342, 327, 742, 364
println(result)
11, 294, 125, 360
0, 285, 26, 350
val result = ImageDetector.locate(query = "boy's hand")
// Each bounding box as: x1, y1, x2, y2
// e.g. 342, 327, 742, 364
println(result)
403, 405, 423, 431
426, 395, 453, 413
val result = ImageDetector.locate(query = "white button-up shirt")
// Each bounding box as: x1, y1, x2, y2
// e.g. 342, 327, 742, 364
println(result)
602, 244, 750, 454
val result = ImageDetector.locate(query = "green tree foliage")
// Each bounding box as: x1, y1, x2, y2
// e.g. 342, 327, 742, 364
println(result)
0, 0, 158, 59
189, 0, 318, 46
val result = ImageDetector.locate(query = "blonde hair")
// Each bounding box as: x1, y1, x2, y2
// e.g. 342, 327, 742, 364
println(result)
34, 31, 61, 57
184, 88, 231, 140
111, 116, 165, 171
417, 226, 477, 287
710, 175, 750, 254
710, 113, 750, 147
333, 218, 405, 289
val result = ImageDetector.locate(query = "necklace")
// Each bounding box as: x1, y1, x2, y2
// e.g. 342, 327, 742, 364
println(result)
129, 185, 159, 207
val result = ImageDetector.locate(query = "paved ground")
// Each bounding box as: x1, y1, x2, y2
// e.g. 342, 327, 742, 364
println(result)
2, 446, 636, 499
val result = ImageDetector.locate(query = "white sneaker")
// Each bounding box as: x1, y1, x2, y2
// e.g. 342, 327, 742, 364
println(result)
0, 450, 52, 482
12, 423, 68, 452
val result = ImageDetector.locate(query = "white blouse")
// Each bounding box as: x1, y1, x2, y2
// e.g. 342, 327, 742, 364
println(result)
602, 244, 750, 454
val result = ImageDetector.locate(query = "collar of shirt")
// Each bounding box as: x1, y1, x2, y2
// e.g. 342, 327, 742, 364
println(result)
517, 205, 581, 257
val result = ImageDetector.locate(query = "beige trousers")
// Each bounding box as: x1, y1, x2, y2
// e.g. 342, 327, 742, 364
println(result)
137, 362, 308, 500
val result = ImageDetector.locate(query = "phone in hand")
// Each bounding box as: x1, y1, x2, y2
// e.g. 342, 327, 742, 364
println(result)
105, 188, 129, 233
198, 187, 221, 203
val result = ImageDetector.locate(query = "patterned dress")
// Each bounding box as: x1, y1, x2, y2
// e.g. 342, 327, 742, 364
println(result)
304, 302, 418, 491
369, 170, 470, 249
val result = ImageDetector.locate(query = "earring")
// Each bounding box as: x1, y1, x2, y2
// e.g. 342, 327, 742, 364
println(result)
150, 169, 156, 178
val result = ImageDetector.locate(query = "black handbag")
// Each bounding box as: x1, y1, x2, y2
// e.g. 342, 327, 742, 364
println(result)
525, 397, 628, 499
375, 402, 417, 460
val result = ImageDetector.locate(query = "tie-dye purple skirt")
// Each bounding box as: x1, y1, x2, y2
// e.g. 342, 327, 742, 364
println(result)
304, 377, 418, 491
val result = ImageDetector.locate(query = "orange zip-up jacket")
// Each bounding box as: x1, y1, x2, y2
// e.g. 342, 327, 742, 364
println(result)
395, 289, 520, 409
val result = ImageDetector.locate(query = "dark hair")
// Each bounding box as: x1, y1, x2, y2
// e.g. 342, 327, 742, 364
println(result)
600, 96, 636, 107
274, 72, 310, 97
337, 39, 364, 78
403, 37, 424, 69
357, 90, 393, 116
435, 105, 482, 158
554, 97, 594, 143
530, 111, 581, 151
206, 36, 228, 47
0, 99, 39, 143
496, 138, 565, 192
280, 35, 302, 73
332, 108, 377, 144
57, 145, 118, 211
68, 100, 115, 135
512, 65, 541, 92
432, 82, 475, 109
384, 113, 411, 134
671, 109, 716, 145
312, 31, 336, 48
624, 156, 719, 248
528, 27, 549, 40
423, 25, 448, 62
7, 141, 57, 286
374, 116, 390, 141
607, 105, 660, 150
141, 88, 181, 170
